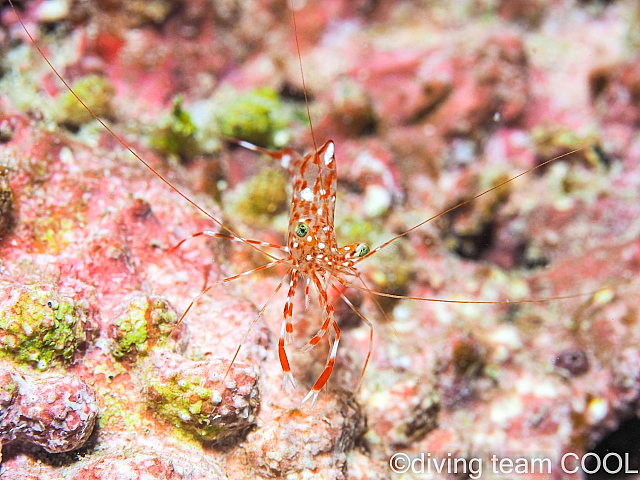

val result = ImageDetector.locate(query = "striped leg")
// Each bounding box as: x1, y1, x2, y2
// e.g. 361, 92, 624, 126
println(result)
234, 139, 300, 173
225, 268, 291, 379
302, 318, 340, 408
300, 272, 333, 353
301, 271, 339, 407
331, 284, 373, 391
169, 230, 287, 255
279, 269, 299, 391
171, 259, 286, 334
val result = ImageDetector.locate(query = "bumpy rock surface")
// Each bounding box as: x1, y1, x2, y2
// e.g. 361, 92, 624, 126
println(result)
0, 365, 98, 456
66, 449, 228, 480
0, 0, 640, 479
236, 396, 367, 479
143, 351, 259, 444
110, 294, 181, 360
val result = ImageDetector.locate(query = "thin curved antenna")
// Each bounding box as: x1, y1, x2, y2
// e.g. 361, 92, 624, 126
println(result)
168, 230, 287, 255
7, 0, 279, 263
357, 148, 585, 262
171, 258, 290, 335
341, 283, 608, 305
289, 0, 318, 154
225, 268, 292, 378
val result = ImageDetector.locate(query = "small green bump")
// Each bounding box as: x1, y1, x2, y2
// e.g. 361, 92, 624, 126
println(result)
337, 216, 378, 246
0, 285, 86, 367
234, 168, 288, 222
218, 87, 286, 147
145, 376, 222, 441
54, 75, 115, 127
111, 296, 178, 359
150, 96, 200, 160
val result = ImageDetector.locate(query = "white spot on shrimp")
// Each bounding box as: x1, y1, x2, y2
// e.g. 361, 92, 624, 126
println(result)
306, 254, 312, 261
281, 154, 291, 168
306, 235, 312, 242
324, 142, 334, 165
238, 140, 257, 151
331, 196, 336, 202
318, 242, 325, 249
293, 242, 299, 248
317, 208, 323, 215
344, 246, 351, 251
323, 226, 329, 232
301, 187, 314, 201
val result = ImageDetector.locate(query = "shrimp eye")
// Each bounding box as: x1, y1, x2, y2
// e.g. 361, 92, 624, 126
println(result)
295, 222, 309, 238
356, 243, 370, 258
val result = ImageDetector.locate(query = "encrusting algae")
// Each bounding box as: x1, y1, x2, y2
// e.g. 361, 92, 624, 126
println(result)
0, 284, 86, 369
110, 295, 179, 360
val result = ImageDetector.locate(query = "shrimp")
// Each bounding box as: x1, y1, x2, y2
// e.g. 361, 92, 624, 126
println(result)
5, 0, 612, 413
234, 139, 369, 406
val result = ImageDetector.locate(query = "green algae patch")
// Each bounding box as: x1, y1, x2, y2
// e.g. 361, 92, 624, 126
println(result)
336, 216, 380, 247
149, 96, 200, 160
145, 374, 224, 441
54, 75, 115, 127
234, 168, 288, 223
111, 295, 178, 360
0, 284, 86, 368
142, 352, 259, 444
218, 87, 287, 147
98, 389, 150, 433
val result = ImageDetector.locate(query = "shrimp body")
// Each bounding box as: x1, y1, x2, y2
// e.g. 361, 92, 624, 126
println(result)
240, 139, 369, 407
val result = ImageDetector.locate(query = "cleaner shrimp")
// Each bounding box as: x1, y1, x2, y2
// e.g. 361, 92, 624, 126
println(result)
4, 0, 627, 420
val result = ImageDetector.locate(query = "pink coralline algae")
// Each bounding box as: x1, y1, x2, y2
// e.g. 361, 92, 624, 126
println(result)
0, 365, 98, 459
236, 397, 366, 479
366, 378, 440, 449
590, 56, 640, 127
1, 0, 640, 478
66, 449, 228, 480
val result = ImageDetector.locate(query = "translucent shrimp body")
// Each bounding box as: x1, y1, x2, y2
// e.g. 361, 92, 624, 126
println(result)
240, 139, 370, 407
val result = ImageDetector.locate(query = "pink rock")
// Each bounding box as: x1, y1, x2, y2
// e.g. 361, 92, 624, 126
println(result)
0, 365, 98, 455
66, 449, 227, 480
237, 397, 365, 479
